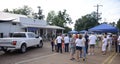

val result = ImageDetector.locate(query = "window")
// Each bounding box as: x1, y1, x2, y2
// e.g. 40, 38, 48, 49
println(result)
12, 23, 16, 25
28, 33, 36, 38
12, 33, 26, 38
24, 28, 27, 32
0, 33, 3, 38
9, 33, 13, 37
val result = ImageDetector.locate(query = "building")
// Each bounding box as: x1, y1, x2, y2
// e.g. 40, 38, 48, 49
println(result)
0, 12, 64, 38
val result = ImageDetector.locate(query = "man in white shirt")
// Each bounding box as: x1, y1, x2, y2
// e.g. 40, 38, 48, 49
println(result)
88, 32, 97, 55
56, 33, 63, 53
64, 34, 70, 52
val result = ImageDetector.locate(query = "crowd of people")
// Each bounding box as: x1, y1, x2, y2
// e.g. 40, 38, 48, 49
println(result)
50, 32, 120, 62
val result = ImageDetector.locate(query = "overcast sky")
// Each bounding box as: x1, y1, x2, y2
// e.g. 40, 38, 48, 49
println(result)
0, 0, 120, 28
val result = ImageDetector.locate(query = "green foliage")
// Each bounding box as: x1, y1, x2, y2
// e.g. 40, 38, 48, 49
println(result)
37, 6, 44, 20
3, 6, 45, 20
64, 27, 72, 33
46, 11, 56, 25
74, 12, 100, 31
117, 19, 120, 30
74, 18, 83, 31
3, 8, 9, 12
101, 22, 108, 24
46, 10, 72, 33
47, 10, 72, 27
3, 5, 32, 16
109, 22, 116, 27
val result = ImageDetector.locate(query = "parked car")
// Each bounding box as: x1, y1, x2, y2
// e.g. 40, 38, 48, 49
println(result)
0, 32, 43, 53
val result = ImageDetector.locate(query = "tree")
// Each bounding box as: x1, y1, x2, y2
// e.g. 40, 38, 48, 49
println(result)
3, 6, 45, 20
117, 19, 120, 30
3, 8, 9, 12
101, 22, 108, 24
56, 10, 72, 27
46, 10, 72, 33
47, 10, 72, 27
74, 12, 100, 31
3, 5, 32, 16
46, 11, 56, 25
74, 18, 84, 31
64, 27, 72, 33
109, 22, 116, 27
37, 6, 44, 20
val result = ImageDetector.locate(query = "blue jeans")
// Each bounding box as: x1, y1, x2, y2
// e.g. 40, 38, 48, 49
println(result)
83, 47, 86, 58
80, 47, 86, 58
118, 45, 120, 53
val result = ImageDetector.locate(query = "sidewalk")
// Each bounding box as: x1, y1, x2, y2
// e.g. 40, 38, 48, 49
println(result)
15, 47, 115, 64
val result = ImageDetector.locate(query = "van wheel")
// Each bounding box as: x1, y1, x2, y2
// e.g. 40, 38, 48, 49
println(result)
37, 41, 43, 48
20, 44, 27, 53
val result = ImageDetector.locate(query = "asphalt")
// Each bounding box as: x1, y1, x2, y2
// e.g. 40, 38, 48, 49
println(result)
110, 53, 120, 64
0, 41, 120, 64
15, 47, 119, 64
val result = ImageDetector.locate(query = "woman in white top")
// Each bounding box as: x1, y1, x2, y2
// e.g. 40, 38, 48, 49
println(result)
102, 35, 108, 55
75, 34, 83, 62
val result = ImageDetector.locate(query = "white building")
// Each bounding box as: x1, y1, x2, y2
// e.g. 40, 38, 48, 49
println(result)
0, 12, 64, 38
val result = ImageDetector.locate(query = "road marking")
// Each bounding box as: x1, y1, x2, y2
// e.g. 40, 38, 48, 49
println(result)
15, 53, 58, 64
102, 52, 116, 64
107, 53, 117, 64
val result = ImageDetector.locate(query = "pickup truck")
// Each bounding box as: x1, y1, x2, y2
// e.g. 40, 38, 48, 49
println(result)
0, 32, 43, 53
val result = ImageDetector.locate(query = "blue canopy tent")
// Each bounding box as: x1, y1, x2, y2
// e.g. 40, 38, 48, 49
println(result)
68, 30, 78, 34
79, 30, 87, 34
88, 24, 119, 33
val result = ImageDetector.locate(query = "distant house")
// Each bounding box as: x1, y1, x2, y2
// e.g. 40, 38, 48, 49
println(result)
0, 12, 64, 38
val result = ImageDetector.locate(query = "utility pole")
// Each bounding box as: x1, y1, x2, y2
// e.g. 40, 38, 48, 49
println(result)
94, 4, 103, 22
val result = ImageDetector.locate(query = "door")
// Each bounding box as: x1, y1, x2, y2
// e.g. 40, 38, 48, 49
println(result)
27, 33, 39, 46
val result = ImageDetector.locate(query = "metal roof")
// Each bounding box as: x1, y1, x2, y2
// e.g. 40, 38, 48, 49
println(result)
0, 11, 27, 22
0, 12, 64, 30
22, 24, 64, 30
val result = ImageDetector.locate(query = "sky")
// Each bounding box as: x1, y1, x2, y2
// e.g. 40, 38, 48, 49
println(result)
0, 0, 120, 29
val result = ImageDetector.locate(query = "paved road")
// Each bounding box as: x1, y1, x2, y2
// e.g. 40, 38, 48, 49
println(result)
0, 42, 119, 64
0, 42, 53, 64
110, 53, 120, 64
15, 48, 116, 64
